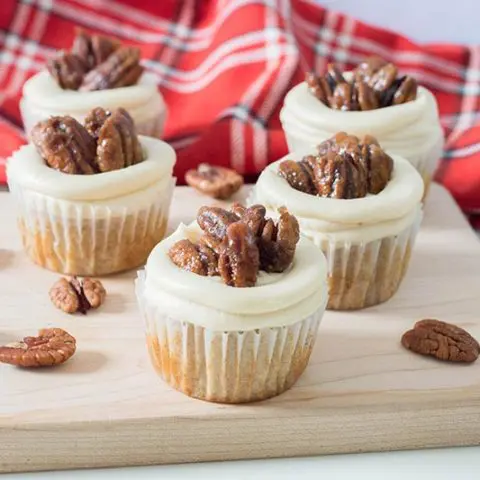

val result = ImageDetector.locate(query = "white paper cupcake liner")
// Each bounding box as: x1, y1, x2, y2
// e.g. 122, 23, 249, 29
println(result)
317, 211, 422, 310
135, 271, 325, 404
9, 178, 175, 276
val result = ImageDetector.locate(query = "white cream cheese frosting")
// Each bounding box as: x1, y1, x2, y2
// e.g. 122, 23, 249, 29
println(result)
141, 223, 328, 331
280, 75, 444, 166
22, 71, 163, 117
253, 153, 424, 244
7, 135, 175, 202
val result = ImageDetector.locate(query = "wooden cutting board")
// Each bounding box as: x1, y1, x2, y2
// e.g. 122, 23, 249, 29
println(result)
1, 184, 480, 474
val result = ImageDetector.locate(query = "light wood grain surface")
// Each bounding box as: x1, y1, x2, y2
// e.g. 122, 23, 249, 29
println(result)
1, 184, 480, 473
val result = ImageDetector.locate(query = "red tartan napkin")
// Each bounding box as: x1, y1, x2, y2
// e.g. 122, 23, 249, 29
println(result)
1, 0, 479, 227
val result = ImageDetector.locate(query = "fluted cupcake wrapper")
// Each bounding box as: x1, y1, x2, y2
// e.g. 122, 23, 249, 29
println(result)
135, 271, 326, 404
9, 178, 175, 276
317, 211, 422, 310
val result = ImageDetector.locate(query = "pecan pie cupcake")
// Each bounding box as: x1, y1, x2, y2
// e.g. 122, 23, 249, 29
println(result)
280, 57, 444, 196
7, 108, 175, 276
135, 204, 328, 403
252, 133, 424, 310
20, 29, 166, 139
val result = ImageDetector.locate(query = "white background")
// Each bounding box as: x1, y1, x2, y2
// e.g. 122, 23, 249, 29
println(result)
7, 1, 480, 479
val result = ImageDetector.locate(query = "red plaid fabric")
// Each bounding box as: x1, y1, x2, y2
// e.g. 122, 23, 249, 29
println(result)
1, 0, 480, 226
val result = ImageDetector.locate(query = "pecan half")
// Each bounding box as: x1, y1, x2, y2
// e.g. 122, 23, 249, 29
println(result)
258, 208, 300, 273
72, 29, 121, 70
84, 106, 112, 139
47, 52, 88, 90
354, 56, 388, 84
168, 239, 218, 276
218, 222, 259, 287
0, 328, 76, 368
305, 72, 332, 104
185, 164, 244, 200
278, 159, 316, 195
402, 319, 480, 363
368, 63, 398, 94
96, 107, 144, 171
308, 56, 416, 110
50, 276, 106, 315
80, 47, 144, 91
360, 140, 393, 194
329, 83, 356, 111
393, 76, 418, 105
235, 203, 267, 237
31, 116, 97, 174
313, 151, 367, 199
197, 206, 239, 239
356, 81, 379, 111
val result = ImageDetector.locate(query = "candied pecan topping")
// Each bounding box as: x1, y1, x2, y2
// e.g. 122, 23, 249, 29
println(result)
307, 56, 417, 110
218, 222, 260, 288
360, 139, 393, 194
197, 206, 239, 239
84, 107, 111, 139
47, 52, 88, 90
169, 239, 218, 276
313, 151, 367, 199
48, 29, 141, 91
32, 107, 143, 175
0, 328, 76, 368
50, 276, 106, 315
329, 83, 356, 111
171, 203, 300, 286
278, 159, 316, 195
185, 164, 244, 200
31, 116, 97, 174
96, 107, 144, 171
72, 29, 121, 70
402, 319, 480, 363
393, 76, 418, 105
258, 208, 300, 273
279, 132, 392, 197
305, 72, 332, 104
80, 47, 144, 92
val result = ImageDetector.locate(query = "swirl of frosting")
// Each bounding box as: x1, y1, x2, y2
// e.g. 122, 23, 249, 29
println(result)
7, 136, 175, 202
141, 223, 328, 331
22, 71, 164, 121
281, 75, 444, 161
253, 153, 424, 244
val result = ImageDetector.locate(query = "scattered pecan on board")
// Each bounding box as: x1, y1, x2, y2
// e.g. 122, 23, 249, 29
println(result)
185, 164, 244, 200
401, 319, 480, 363
50, 276, 106, 315
0, 328, 76, 368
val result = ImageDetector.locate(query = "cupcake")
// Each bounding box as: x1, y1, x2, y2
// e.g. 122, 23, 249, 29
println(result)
7, 107, 176, 276
20, 29, 166, 139
136, 204, 328, 403
253, 132, 424, 310
280, 57, 444, 196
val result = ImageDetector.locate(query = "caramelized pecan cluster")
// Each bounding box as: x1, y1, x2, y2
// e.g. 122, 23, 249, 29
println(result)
168, 204, 300, 287
31, 107, 144, 174
279, 132, 393, 199
47, 29, 143, 91
306, 56, 418, 111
